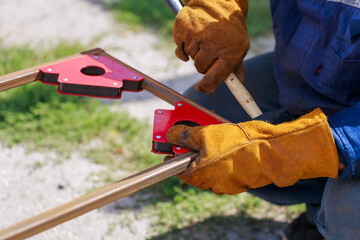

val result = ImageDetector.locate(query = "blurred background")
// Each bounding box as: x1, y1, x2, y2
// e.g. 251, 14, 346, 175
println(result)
0, 0, 304, 239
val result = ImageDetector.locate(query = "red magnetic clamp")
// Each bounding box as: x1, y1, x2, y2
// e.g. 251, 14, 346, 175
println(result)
152, 101, 224, 155
40, 54, 144, 98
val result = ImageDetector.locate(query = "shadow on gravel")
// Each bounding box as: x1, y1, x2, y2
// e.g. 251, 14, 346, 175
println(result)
101, 177, 191, 213
100, 176, 288, 240
85, 0, 106, 9
149, 214, 285, 240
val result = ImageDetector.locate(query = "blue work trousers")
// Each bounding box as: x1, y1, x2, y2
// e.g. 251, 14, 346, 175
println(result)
183, 52, 360, 240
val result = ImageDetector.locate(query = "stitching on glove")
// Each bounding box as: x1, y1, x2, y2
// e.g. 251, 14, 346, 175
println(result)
237, 123, 251, 141
182, 119, 330, 175
181, 140, 255, 175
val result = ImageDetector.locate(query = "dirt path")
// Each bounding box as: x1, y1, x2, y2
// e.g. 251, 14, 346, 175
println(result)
0, 0, 277, 239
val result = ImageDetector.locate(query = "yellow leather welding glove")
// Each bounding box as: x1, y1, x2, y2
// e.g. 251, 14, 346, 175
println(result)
173, 0, 249, 94
167, 109, 339, 195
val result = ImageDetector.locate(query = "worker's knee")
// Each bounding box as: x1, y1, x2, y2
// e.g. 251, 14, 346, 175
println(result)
315, 178, 360, 240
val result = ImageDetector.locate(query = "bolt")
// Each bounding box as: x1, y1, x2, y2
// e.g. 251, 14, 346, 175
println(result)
132, 76, 137, 79
156, 135, 161, 139
62, 78, 68, 81
176, 147, 182, 150
177, 103, 183, 107
93, 56, 99, 59
112, 83, 118, 86
157, 110, 163, 114
47, 68, 52, 72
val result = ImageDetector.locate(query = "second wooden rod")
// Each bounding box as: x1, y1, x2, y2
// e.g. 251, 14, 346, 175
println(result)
0, 152, 198, 240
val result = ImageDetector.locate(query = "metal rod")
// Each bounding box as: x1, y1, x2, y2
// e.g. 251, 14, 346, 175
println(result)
0, 152, 198, 240
164, 0, 183, 15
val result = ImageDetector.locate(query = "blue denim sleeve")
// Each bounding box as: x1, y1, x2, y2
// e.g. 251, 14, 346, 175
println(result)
328, 102, 360, 179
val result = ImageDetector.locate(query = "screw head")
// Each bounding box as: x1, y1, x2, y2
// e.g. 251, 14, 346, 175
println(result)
132, 76, 137, 79
177, 103, 183, 107
47, 68, 52, 72
176, 147, 182, 150
112, 83, 118, 86
62, 78, 68, 81
157, 110, 163, 114
156, 135, 161, 139
93, 56, 99, 59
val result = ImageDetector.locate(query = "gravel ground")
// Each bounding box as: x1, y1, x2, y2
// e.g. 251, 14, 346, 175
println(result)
0, 144, 150, 240
0, 0, 276, 239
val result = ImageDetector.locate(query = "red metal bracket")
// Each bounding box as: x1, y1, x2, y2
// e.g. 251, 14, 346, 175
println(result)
152, 101, 224, 155
40, 54, 144, 98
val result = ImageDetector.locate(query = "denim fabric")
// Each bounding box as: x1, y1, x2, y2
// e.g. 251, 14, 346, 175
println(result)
183, 52, 295, 124
328, 103, 360, 179
270, 0, 360, 116
183, 52, 360, 239
315, 178, 360, 240
268, 0, 360, 180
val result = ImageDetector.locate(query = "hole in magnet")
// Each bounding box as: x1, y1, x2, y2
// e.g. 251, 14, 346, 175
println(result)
174, 121, 200, 127
81, 66, 105, 76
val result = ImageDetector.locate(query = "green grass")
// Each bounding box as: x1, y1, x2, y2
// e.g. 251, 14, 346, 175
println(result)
247, 0, 273, 37
105, 0, 272, 38
0, 41, 161, 167
104, 0, 175, 36
0, 42, 86, 76
0, 41, 303, 239
137, 177, 305, 238
0, 43, 95, 151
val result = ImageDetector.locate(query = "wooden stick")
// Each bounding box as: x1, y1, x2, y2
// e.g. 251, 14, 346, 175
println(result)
0, 48, 104, 93
164, 0, 262, 119
97, 50, 229, 123
224, 73, 262, 118
0, 48, 229, 123
0, 152, 198, 240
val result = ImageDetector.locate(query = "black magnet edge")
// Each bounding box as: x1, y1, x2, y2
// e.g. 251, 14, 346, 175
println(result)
123, 79, 143, 91
42, 73, 59, 83
153, 141, 173, 153
59, 83, 120, 98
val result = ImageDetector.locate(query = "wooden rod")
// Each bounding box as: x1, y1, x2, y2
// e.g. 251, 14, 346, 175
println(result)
224, 73, 262, 119
164, 0, 262, 119
0, 152, 198, 240
0, 48, 229, 123
97, 51, 230, 123
0, 48, 105, 93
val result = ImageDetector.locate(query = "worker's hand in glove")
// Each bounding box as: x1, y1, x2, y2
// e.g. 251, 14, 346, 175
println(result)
166, 109, 340, 195
173, 0, 250, 94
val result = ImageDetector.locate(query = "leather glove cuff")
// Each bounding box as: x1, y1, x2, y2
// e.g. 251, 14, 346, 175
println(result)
167, 109, 339, 195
